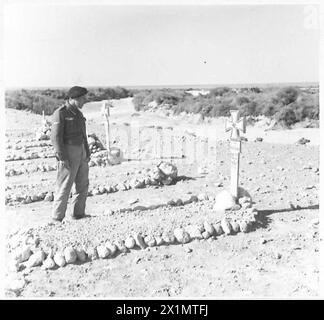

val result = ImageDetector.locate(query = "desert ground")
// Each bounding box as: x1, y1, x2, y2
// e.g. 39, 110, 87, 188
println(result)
3, 97, 320, 298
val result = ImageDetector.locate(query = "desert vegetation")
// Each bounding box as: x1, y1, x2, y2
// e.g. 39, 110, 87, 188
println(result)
133, 86, 319, 127
5, 85, 319, 127
5, 87, 134, 115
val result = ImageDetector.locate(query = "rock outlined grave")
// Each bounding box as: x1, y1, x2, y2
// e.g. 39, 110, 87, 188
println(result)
5, 162, 182, 205
7, 192, 260, 273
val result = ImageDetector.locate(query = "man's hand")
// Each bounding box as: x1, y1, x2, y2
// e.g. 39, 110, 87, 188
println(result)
59, 160, 70, 170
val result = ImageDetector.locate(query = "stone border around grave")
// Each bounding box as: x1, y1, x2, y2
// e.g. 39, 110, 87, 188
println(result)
7, 198, 259, 273
6, 162, 181, 205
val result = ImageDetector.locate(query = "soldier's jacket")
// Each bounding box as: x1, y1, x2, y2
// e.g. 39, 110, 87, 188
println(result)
51, 102, 90, 161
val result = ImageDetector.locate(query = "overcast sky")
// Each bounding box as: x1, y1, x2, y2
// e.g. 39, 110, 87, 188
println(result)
3, 4, 319, 87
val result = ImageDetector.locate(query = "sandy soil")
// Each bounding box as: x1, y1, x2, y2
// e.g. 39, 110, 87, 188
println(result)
3, 98, 320, 298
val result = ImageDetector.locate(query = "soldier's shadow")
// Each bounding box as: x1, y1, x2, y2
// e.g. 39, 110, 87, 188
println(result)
254, 204, 319, 230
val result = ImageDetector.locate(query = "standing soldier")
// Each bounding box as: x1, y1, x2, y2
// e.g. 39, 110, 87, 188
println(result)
51, 86, 91, 222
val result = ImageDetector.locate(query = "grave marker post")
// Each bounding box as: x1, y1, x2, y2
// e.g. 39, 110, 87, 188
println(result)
101, 100, 111, 161
225, 110, 246, 199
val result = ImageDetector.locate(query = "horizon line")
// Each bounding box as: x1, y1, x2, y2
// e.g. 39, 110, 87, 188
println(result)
5, 81, 319, 90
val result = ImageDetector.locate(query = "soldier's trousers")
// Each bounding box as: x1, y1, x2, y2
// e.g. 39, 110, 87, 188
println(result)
52, 144, 89, 220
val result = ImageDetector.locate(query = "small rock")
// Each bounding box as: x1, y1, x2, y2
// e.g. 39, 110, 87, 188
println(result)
239, 221, 250, 233
175, 199, 183, 206
167, 200, 176, 206
25, 250, 46, 268
221, 218, 232, 235
134, 233, 147, 249
230, 204, 242, 211
230, 221, 240, 233
186, 247, 193, 253
274, 252, 282, 259
296, 137, 310, 145
96, 245, 110, 259
105, 241, 118, 257
242, 202, 252, 209
214, 181, 223, 187
144, 235, 157, 247
260, 238, 267, 245
42, 257, 56, 270
238, 196, 251, 205
44, 192, 54, 202
53, 252, 66, 267
186, 225, 203, 240
116, 240, 128, 254
75, 249, 87, 262
214, 223, 224, 236
13, 245, 32, 263
125, 237, 136, 249
98, 186, 107, 194
189, 195, 199, 203
203, 221, 215, 236
202, 231, 211, 239
85, 246, 98, 261
162, 231, 176, 245
174, 228, 191, 244
31, 195, 39, 202
155, 236, 164, 246
64, 246, 77, 264
289, 202, 296, 210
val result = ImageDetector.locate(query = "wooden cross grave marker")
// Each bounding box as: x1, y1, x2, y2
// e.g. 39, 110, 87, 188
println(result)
101, 100, 112, 158
225, 110, 246, 199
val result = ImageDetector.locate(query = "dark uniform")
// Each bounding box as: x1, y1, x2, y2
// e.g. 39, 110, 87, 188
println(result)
51, 99, 90, 221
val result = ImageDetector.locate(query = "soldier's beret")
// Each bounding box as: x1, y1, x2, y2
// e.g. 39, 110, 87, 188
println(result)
67, 86, 88, 99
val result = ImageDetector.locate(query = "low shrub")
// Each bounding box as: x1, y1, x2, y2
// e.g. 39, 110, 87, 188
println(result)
6, 86, 133, 115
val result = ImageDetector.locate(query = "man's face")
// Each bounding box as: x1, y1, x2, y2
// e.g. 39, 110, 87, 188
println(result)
75, 95, 87, 108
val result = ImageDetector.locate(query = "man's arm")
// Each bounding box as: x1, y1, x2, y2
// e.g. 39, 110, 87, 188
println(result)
51, 109, 68, 161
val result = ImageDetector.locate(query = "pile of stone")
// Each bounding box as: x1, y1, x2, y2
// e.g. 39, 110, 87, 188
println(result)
89, 161, 178, 195
7, 202, 259, 272
88, 133, 105, 154
35, 118, 52, 141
